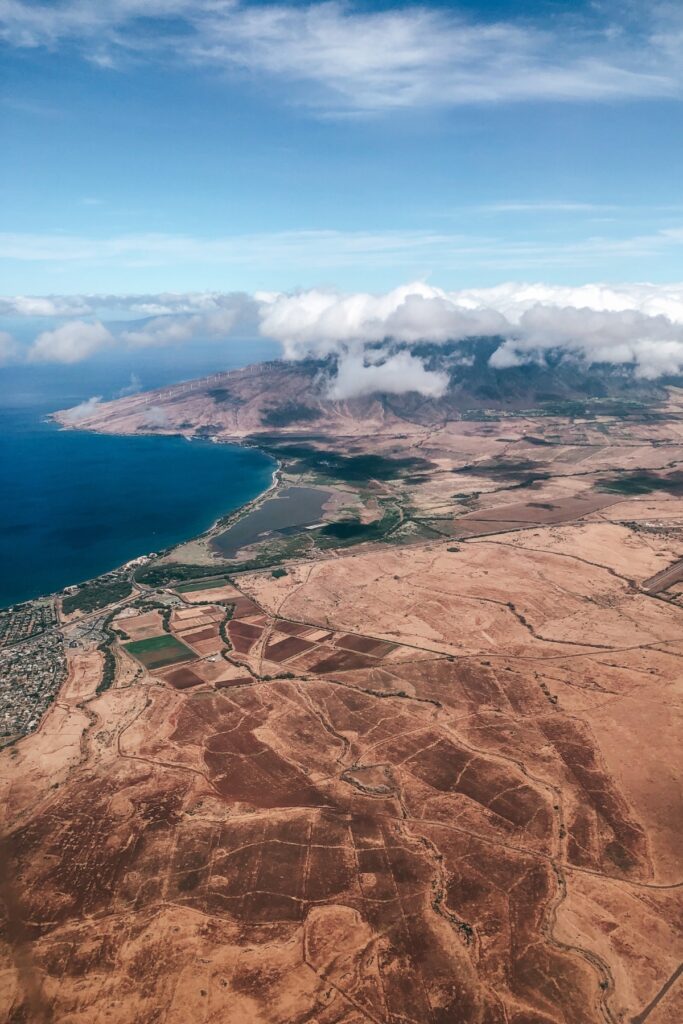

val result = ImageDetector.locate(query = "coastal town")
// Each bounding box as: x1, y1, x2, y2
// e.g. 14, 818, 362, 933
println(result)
0, 598, 57, 648
0, 618, 66, 747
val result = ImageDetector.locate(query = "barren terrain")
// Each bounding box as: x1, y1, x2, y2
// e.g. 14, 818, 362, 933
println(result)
2, 362, 682, 1023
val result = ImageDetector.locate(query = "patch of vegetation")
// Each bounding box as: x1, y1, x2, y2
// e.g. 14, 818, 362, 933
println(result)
261, 403, 321, 427
271, 567, 288, 578
596, 471, 683, 496
62, 577, 132, 615
319, 518, 370, 540
136, 562, 229, 586
96, 640, 117, 693
454, 458, 537, 477
317, 506, 401, 548
257, 444, 435, 484
532, 397, 657, 420
219, 604, 235, 647
137, 545, 302, 585
250, 432, 331, 445
453, 459, 550, 488
461, 410, 501, 421
175, 577, 231, 593
207, 387, 242, 406
523, 435, 553, 446
539, 399, 595, 417
194, 424, 223, 437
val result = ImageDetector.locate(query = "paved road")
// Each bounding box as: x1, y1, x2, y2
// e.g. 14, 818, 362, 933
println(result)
642, 559, 683, 594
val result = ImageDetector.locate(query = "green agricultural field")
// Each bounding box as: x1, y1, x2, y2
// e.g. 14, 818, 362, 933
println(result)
175, 577, 231, 593
124, 634, 195, 670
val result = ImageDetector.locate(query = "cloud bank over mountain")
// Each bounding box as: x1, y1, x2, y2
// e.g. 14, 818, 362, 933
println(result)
4, 281, 683, 396
259, 281, 683, 384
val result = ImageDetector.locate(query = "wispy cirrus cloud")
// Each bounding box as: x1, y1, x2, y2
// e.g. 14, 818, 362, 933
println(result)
1, 223, 682, 280
478, 201, 618, 214
1, 2, 682, 114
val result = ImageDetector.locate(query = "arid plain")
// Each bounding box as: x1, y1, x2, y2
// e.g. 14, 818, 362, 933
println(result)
1, 363, 682, 1023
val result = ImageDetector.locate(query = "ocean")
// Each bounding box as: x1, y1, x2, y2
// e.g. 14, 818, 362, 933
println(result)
0, 343, 278, 608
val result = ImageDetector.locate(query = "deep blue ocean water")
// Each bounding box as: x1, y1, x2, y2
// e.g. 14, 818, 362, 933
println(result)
0, 343, 278, 608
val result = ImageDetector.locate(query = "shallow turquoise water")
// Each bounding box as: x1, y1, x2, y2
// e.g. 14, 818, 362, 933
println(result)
0, 360, 276, 608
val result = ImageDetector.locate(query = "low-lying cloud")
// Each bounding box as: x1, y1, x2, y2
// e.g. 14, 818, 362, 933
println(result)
5, 281, 683, 396
14, 293, 258, 363
489, 305, 683, 378
59, 395, 102, 423
258, 281, 683, 383
120, 306, 247, 348
28, 320, 114, 364
116, 372, 143, 397
328, 350, 449, 400
143, 405, 170, 428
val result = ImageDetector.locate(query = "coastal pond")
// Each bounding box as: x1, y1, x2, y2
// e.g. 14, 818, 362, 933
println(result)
212, 485, 334, 558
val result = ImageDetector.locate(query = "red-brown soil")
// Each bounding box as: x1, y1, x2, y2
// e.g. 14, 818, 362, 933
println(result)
3, 390, 683, 1023
164, 667, 207, 689
264, 635, 316, 662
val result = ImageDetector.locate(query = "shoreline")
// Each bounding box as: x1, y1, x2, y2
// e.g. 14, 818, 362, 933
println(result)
1, 428, 281, 612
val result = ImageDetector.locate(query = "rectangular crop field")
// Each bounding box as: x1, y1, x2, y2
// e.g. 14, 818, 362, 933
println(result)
264, 636, 315, 662
124, 634, 196, 669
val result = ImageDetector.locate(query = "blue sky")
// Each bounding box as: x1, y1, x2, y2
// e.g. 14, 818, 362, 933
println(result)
1, 0, 683, 295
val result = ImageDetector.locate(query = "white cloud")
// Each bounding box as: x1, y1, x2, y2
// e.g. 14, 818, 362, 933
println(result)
28, 320, 114, 363
8, 279, 683, 386
447, 281, 683, 325
489, 304, 683, 378
0, 294, 93, 317
0, 289, 256, 320
116, 372, 142, 397
60, 395, 102, 422
258, 282, 507, 358
143, 405, 170, 427
258, 280, 683, 382
120, 304, 250, 347
328, 350, 448, 399
0, 2, 682, 114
